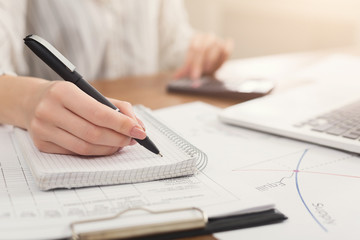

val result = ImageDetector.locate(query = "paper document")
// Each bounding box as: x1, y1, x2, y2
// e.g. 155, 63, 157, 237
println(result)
154, 102, 360, 240
0, 127, 273, 240
14, 106, 205, 190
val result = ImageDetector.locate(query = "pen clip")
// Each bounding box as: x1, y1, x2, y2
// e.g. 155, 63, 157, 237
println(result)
24, 34, 76, 72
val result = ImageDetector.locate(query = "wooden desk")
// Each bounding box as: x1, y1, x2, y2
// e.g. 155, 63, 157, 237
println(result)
92, 73, 233, 240
92, 73, 241, 110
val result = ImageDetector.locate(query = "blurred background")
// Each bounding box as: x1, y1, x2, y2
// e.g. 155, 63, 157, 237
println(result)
184, 0, 360, 59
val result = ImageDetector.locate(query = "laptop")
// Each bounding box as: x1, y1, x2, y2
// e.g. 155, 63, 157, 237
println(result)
219, 82, 360, 154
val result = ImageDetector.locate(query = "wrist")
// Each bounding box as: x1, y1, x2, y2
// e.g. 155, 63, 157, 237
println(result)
20, 77, 50, 130
0, 75, 49, 128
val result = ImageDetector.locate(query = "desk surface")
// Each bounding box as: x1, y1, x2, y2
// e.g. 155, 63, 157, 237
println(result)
92, 73, 241, 110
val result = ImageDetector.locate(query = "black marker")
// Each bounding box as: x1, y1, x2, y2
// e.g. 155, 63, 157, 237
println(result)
24, 34, 162, 156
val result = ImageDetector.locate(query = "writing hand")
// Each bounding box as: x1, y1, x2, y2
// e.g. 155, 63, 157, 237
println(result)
25, 80, 145, 156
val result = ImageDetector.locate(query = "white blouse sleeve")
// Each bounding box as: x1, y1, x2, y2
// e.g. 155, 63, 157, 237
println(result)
0, 0, 28, 76
158, 0, 194, 71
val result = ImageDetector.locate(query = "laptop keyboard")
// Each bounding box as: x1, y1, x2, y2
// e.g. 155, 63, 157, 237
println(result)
295, 100, 360, 140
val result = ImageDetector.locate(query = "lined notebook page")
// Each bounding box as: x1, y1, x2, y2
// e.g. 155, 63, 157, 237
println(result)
14, 106, 206, 190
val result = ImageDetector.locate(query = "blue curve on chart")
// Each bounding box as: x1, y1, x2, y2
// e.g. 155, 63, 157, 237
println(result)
295, 149, 328, 232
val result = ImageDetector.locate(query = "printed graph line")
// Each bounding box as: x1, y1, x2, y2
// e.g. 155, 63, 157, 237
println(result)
233, 148, 336, 232
295, 149, 328, 232
233, 169, 360, 180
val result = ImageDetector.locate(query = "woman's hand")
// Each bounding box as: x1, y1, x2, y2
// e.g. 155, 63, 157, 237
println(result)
174, 33, 233, 81
24, 80, 145, 156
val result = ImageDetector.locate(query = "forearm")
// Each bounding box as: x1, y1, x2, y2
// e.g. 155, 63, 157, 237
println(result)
0, 75, 48, 128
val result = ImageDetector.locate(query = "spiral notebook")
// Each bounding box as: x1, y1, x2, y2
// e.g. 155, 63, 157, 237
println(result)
14, 105, 207, 190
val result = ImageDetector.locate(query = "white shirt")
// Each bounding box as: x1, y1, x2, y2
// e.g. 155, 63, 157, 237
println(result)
0, 0, 193, 80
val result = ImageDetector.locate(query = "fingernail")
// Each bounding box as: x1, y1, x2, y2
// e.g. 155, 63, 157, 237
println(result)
130, 126, 146, 139
136, 117, 146, 130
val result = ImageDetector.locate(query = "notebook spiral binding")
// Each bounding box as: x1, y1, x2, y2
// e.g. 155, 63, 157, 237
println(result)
136, 105, 208, 171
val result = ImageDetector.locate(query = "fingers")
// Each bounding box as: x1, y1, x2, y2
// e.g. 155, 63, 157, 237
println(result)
174, 33, 233, 80
110, 98, 146, 130
50, 106, 133, 147
176, 34, 208, 80
135, 117, 145, 130
203, 40, 222, 74
56, 83, 146, 139
210, 38, 233, 74
30, 119, 120, 156
173, 64, 189, 80
188, 34, 208, 80
110, 99, 138, 123
27, 81, 144, 156
32, 140, 75, 155
173, 49, 193, 80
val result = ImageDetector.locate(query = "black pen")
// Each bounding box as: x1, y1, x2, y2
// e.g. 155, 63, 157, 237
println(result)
24, 34, 162, 156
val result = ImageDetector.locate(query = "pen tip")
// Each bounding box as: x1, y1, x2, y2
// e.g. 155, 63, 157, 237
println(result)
158, 153, 163, 157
